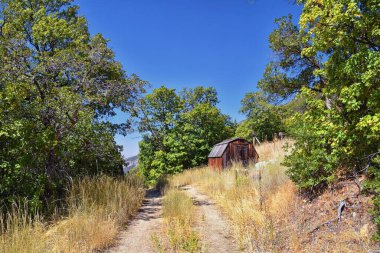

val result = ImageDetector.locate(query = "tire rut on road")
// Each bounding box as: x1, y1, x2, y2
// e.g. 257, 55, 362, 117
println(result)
182, 185, 240, 253
106, 189, 162, 253
107, 186, 240, 253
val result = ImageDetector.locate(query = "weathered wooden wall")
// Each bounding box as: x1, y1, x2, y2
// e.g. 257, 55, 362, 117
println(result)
208, 157, 223, 170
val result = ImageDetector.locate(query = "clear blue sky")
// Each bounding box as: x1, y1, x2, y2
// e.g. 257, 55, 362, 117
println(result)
75, 0, 302, 158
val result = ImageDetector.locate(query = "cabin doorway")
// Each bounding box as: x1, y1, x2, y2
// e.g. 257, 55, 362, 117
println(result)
234, 145, 249, 166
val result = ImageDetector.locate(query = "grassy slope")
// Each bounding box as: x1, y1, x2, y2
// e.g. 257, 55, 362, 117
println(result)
169, 140, 378, 252
0, 175, 145, 253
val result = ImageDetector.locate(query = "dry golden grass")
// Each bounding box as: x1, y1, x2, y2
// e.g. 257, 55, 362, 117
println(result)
45, 212, 119, 252
152, 189, 201, 253
169, 163, 295, 251
170, 140, 378, 252
254, 138, 292, 162
0, 175, 145, 253
0, 210, 48, 253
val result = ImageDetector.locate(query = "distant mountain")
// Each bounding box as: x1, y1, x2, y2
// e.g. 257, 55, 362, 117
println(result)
124, 155, 138, 173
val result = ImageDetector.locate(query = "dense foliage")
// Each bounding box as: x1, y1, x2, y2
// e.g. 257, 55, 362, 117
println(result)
365, 156, 380, 240
0, 0, 145, 212
258, 15, 325, 103
287, 0, 380, 193
135, 86, 235, 185
236, 92, 285, 141
250, 0, 379, 238
236, 16, 312, 142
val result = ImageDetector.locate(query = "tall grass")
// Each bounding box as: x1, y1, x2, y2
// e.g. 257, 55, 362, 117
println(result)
169, 140, 376, 252
152, 188, 202, 253
169, 162, 294, 252
0, 207, 47, 253
0, 175, 145, 253
255, 138, 292, 162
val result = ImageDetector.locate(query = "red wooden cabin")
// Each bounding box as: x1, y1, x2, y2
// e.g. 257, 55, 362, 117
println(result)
208, 137, 259, 170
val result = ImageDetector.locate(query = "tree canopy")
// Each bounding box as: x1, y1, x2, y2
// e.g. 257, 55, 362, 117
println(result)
136, 86, 235, 185
250, 0, 380, 239
258, 15, 325, 103
0, 0, 145, 212
236, 92, 285, 141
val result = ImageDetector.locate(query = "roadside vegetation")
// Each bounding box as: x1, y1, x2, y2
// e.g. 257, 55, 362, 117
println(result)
169, 141, 378, 252
0, 175, 145, 253
236, 0, 380, 240
0, 1, 146, 252
152, 188, 202, 253
0, 0, 146, 216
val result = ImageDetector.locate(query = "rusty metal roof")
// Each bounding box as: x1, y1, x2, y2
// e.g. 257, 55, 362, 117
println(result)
208, 143, 228, 158
208, 137, 250, 158
216, 137, 248, 145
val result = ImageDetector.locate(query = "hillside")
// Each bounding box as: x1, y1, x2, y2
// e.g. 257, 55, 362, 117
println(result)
124, 155, 139, 173
104, 140, 379, 252
160, 141, 379, 252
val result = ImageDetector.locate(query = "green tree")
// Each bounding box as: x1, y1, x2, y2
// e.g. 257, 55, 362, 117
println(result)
255, 0, 380, 236
237, 92, 285, 141
284, 0, 380, 192
134, 86, 183, 183
290, 0, 380, 236
180, 86, 219, 110
136, 86, 234, 184
0, 0, 145, 211
258, 15, 325, 103
178, 102, 235, 168
178, 86, 234, 168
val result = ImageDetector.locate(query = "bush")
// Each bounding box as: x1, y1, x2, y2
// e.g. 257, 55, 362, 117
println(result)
364, 156, 380, 241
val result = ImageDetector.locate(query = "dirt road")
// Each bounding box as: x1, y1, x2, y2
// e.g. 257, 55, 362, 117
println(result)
107, 186, 239, 253
182, 185, 240, 253
106, 189, 163, 253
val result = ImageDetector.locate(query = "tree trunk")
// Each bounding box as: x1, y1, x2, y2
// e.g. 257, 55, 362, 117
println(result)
46, 147, 57, 180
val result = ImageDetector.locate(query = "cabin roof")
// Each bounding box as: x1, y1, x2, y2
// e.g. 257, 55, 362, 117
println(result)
208, 137, 250, 158
208, 143, 229, 158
